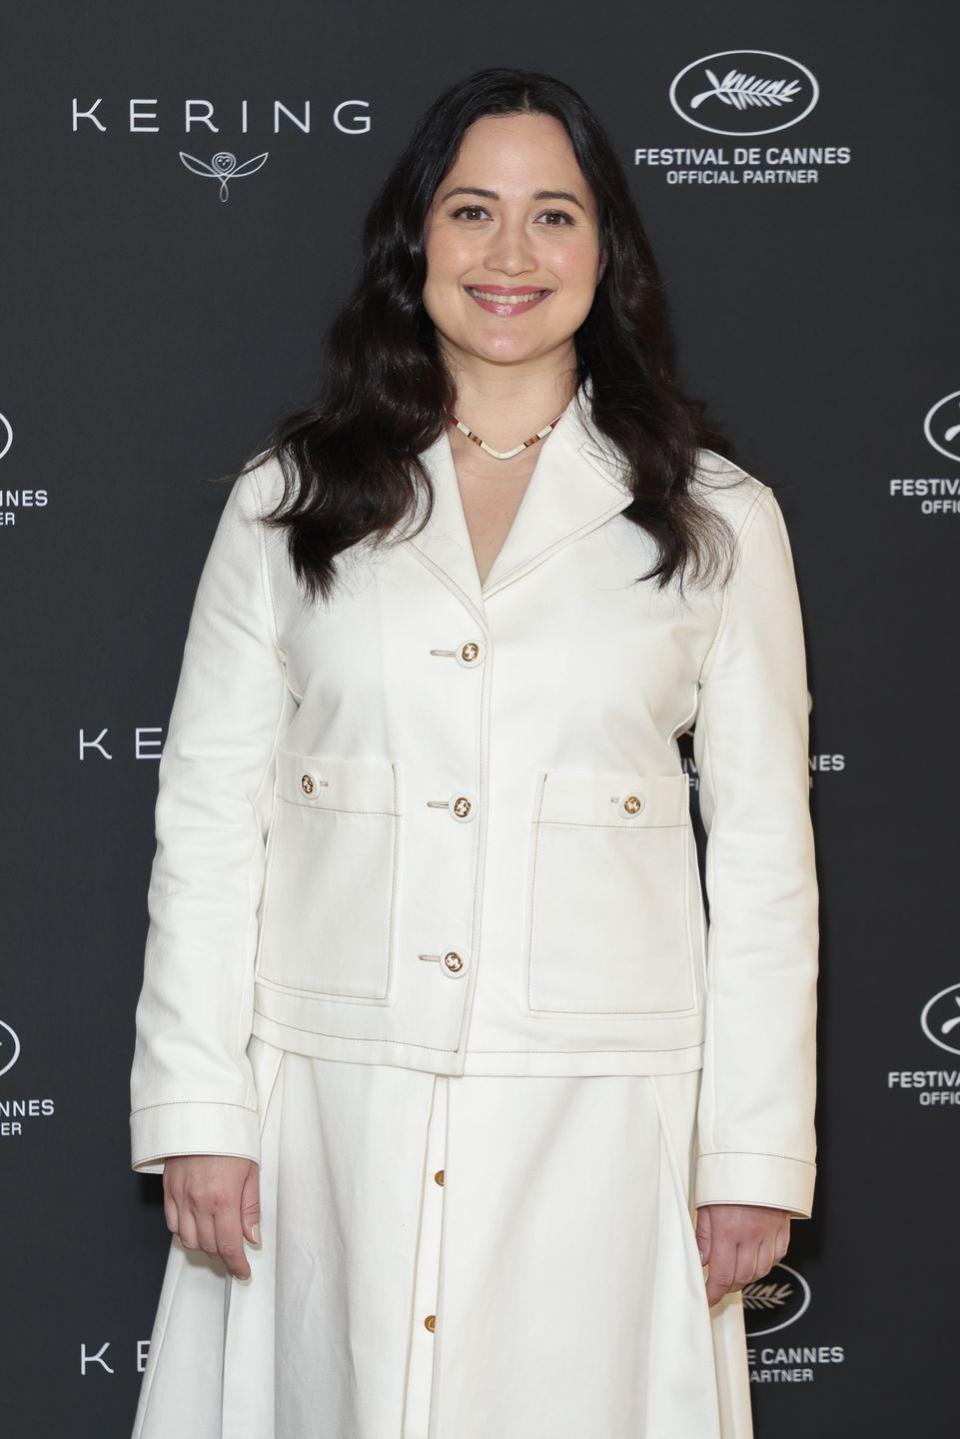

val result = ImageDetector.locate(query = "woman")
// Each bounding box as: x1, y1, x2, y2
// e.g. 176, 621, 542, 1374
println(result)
129, 67, 818, 1439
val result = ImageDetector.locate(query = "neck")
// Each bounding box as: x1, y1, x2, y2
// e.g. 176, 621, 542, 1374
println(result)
444, 353, 580, 455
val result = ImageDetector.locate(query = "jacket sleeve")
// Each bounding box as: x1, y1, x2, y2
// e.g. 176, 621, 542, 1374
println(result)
129, 463, 289, 1174
691, 482, 819, 1219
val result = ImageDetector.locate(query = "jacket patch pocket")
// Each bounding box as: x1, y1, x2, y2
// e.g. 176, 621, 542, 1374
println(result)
254, 749, 401, 1002
525, 769, 697, 1017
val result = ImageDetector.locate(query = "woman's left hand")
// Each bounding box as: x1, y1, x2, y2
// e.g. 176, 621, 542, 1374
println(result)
695, 1203, 792, 1307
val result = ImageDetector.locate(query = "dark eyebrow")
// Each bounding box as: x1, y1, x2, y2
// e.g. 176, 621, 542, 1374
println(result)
437, 185, 587, 213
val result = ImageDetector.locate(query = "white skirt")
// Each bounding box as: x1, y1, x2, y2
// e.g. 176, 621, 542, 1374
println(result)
131, 1035, 754, 1439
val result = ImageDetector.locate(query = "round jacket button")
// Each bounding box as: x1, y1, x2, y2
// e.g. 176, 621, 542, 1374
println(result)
424, 1314, 436, 1332
434, 1168, 444, 1186
621, 793, 644, 815
441, 950, 466, 976
300, 773, 316, 796
448, 794, 475, 821
456, 639, 484, 667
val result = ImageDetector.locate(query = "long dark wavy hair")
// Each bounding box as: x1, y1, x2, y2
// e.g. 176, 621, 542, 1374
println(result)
231, 67, 745, 604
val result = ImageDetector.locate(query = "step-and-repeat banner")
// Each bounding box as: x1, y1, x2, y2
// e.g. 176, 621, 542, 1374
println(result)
2, 2, 957, 1434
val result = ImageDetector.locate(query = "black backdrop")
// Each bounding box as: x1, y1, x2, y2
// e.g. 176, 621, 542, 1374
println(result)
2, 2, 959, 1434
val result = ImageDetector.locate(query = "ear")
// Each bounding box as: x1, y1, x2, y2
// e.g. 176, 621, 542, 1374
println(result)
597, 249, 608, 283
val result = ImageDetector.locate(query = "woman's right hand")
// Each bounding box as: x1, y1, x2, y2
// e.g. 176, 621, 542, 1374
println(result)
162, 1154, 261, 1280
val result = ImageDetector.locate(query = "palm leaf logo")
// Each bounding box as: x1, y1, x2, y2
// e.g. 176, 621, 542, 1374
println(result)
742, 1280, 793, 1310
690, 68, 802, 111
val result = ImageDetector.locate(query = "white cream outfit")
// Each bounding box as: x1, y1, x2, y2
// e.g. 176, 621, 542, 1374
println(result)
129, 377, 819, 1437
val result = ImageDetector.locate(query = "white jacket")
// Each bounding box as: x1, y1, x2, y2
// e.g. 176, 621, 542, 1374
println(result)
129, 380, 819, 1218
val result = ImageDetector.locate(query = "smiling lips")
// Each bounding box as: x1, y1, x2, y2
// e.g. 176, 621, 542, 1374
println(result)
464, 284, 553, 316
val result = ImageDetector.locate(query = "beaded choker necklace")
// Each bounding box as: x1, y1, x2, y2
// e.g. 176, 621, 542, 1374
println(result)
448, 409, 565, 460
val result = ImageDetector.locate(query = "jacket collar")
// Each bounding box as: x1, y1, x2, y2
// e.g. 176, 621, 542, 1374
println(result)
402, 376, 634, 624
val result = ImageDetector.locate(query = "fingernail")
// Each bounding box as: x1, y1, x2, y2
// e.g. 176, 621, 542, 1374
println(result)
251, 1223, 261, 1243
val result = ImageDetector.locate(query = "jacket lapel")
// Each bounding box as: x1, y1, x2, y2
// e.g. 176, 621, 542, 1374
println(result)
404, 379, 635, 621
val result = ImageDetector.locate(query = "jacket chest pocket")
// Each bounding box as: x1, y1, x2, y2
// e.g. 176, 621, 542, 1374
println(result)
255, 749, 401, 1002
524, 769, 699, 1017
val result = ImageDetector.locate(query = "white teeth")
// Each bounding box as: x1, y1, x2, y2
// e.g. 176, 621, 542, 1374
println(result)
467, 287, 547, 305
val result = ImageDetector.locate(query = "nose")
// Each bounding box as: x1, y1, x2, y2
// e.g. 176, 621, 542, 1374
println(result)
481, 212, 540, 277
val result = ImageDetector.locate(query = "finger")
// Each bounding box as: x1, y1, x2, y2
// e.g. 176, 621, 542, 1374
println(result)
240, 1166, 261, 1244
194, 1208, 220, 1258
733, 1238, 763, 1290
753, 1235, 775, 1281
214, 1205, 251, 1280
704, 1236, 737, 1307
695, 1206, 712, 1266
774, 1221, 791, 1261
162, 1189, 181, 1236
177, 1207, 200, 1251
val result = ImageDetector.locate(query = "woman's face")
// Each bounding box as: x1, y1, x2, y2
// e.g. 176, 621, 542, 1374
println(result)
422, 112, 606, 371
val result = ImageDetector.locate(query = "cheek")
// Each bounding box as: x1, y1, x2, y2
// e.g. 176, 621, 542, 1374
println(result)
548, 235, 602, 286
424, 226, 472, 283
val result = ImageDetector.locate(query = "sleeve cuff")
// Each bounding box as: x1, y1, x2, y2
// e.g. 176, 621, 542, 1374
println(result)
130, 1100, 261, 1175
694, 1149, 816, 1219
